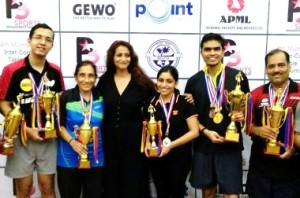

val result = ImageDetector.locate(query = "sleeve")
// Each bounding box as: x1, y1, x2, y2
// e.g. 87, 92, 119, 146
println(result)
183, 98, 198, 119
295, 102, 300, 133
96, 75, 105, 93
184, 78, 193, 94
0, 66, 14, 100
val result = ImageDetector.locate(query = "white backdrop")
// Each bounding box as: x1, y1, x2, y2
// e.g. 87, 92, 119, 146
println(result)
0, 0, 300, 197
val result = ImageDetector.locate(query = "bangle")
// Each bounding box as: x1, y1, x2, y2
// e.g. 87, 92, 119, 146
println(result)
68, 138, 74, 144
200, 127, 207, 135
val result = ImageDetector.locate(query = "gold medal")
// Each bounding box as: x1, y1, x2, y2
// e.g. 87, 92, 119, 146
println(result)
213, 110, 223, 124
209, 108, 215, 118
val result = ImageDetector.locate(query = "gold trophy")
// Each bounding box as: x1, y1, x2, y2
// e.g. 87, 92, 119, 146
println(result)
264, 88, 286, 155
147, 104, 162, 157
2, 94, 23, 155
41, 77, 56, 139
75, 109, 93, 169
225, 71, 246, 142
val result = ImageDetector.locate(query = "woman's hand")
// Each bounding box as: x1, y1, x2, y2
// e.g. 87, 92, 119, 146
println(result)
70, 139, 88, 155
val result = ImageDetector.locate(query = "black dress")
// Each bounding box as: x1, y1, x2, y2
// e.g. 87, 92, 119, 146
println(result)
96, 73, 156, 198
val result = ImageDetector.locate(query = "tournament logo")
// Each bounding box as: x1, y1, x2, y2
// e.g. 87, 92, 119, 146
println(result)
287, 0, 300, 22
6, 0, 30, 19
146, 39, 181, 71
76, 37, 100, 65
224, 39, 241, 67
227, 0, 245, 13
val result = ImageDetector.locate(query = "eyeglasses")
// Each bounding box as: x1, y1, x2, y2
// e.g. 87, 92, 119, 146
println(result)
31, 35, 53, 44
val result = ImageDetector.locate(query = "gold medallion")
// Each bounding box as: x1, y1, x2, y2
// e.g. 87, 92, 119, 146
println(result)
213, 112, 223, 124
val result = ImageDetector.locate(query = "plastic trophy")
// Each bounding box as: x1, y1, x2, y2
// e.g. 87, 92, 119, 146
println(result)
225, 71, 245, 142
264, 88, 286, 156
41, 77, 56, 139
147, 104, 162, 157
2, 94, 23, 155
75, 109, 93, 169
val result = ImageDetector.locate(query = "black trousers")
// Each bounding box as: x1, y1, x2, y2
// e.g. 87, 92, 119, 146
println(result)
149, 151, 192, 198
57, 166, 103, 198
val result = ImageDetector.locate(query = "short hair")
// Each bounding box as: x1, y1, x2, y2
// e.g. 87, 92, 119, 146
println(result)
200, 33, 225, 49
74, 60, 97, 78
29, 23, 54, 40
265, 49, 290, 67
157, 65, 179, 82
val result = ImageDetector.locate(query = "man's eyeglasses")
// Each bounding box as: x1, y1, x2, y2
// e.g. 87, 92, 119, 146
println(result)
31, 35, 53, 44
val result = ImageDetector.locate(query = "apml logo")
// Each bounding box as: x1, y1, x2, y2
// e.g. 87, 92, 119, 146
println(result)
146, 39, 182, 71
224, 39, 241, 67
135, 0, 193, 24
227, 0, 245, 13
76, 37, 100, 65
6, 0, 30, 19
287, 0, 300, 23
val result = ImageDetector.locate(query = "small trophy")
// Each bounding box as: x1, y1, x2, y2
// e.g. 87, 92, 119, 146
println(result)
263, 88, 287, 156
75, 109, 93, 169
41, 77, 56, 139
1, 94, 23, 155
146, 104, 162, 157
225, 71, 246, 142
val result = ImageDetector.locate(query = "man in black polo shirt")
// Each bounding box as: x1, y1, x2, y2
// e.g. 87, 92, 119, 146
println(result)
185, 33, 250, 198
0, 23, 65, 198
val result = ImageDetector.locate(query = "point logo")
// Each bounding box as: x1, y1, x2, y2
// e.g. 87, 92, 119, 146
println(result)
135, 0, 193, 24
6, 0, 30, 19
287, 0, 300, 23
76, 37, 100, 65
227, 0, 245, 13
224, 39, 241, 67
146, 39, 182, 71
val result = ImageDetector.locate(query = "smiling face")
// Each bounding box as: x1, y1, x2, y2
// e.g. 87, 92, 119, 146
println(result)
75, 64, 96, 94
266, 51, 291, 89
157, 71, 177, 100
28, 28, 54, 57
201, 40, 224, 67
113, 45, 131, 72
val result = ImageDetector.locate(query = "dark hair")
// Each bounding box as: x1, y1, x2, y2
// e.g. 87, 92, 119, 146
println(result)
156, 65, 180, 94
265, 49, 290, 67
157, 65, 179, 82
74, 60, 98, 78
29, 23, 54, 40
200, 32, 225, 49
105, 40, 155, 89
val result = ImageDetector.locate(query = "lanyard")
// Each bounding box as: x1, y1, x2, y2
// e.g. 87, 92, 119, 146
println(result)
79, 92, 93, 124
268, 81, 290, 107
159, 94, 175, 137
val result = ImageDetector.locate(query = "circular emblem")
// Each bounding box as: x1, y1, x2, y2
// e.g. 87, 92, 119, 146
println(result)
213, 112, 223, 124
145, 0, 171, 24
20, 78, 32, 92
162, 137, 171, 147
146, 39, 182, 71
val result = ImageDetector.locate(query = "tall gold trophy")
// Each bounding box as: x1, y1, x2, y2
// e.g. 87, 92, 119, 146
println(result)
2, 94, 23, 155
264, 88, 286, 155
225, 71, 246, 142
75, 109, 93, 169
147, 104, 162, 157
41, 77, 56, 139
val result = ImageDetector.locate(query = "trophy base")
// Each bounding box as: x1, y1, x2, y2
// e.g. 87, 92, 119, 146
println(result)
264, 144, 280, 156
225, 132, 239, 143
2, 146, 14, 156
148, 148, 159, 157
78, 160, 91, 169
42, 129, 57, 139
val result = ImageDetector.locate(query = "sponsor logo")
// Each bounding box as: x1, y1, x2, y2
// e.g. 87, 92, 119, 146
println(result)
20, 78, 32, 92
287, 0, 300, 23
146, 39, 181, 71
227, 0, 245, 13
135, 0, 193, 24
72, 3, 116, 20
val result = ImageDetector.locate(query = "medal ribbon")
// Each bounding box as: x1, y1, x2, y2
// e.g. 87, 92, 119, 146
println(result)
79, 93, 93, 124
159, 94, 175, 137
28, 72, 47, 128
205, 68, 225, 110
268, 80, 290, 107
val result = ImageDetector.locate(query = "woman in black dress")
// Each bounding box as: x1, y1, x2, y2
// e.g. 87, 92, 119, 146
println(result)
96, 40, 156, 198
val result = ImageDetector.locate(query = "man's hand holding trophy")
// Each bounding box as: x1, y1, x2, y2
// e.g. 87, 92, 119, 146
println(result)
225, 71, 252, 142
0, 93, 24, 155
